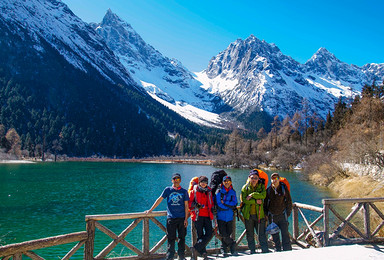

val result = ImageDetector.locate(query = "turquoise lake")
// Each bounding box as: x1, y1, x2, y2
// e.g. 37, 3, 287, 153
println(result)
0, 161, 334, 258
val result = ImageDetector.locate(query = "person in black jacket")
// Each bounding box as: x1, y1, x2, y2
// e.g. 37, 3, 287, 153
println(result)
264, 172, 292, 251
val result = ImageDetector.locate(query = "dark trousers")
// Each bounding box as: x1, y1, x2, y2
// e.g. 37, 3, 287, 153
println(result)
217, 220, 235, 251
193, 216, 213, 255
166, 217, 187, 259
269, 213, 292, 251
244, 214, 268, 253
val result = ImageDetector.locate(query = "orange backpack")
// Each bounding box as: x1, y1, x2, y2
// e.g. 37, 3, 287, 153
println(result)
256, 169, 269, 189
279, 177, 290, 192
188, 177, 199, 195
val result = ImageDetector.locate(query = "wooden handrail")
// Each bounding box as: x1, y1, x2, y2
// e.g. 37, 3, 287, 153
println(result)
0, 231, 87, 257
293, 202, 323, 213
323, 197, 384, 205
85, 211, 167, 221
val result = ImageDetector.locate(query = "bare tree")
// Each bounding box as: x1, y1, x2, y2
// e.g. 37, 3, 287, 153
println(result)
5, 128, 21, 157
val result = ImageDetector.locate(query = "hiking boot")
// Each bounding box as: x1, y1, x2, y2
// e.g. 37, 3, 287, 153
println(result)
177, 256, 186, 260
250, 250, 256, 254
230, 243, 237, 255
202, 252, 209, 260
220, 248, 228, 257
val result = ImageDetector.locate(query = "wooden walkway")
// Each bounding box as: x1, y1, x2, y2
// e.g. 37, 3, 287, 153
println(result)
1, 197, 383, 259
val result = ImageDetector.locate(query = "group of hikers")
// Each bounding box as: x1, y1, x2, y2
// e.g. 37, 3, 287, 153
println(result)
145, 169, 292, 260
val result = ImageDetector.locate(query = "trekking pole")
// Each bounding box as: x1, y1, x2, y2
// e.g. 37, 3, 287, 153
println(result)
214, 218, 219, 258
257, 203, 261, 252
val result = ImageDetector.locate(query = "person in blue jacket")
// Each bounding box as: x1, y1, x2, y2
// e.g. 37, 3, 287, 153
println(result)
215, 175, 238, 257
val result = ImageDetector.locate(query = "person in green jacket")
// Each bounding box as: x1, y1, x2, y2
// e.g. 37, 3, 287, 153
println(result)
240, 169, 269, 254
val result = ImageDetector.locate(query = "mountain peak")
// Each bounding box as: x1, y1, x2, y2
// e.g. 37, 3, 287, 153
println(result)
101, 9, 125, 26
308, 47, 339, 63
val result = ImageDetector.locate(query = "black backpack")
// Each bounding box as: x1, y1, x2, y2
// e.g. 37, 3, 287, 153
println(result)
209, 169, 227, 196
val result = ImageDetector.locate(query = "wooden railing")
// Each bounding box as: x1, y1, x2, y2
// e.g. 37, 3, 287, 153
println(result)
323, 197, 384, 246
292, 197, 384, 248
84, 211, 173, 259
0, 231, 87, 259
1, 197, 383, 259
84, 211, 249, 260
292, 202, 325, 248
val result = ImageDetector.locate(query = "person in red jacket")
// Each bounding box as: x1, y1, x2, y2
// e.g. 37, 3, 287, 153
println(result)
189, 176, 214, 260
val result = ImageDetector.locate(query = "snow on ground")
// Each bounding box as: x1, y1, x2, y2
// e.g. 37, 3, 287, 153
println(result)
222, 244, 384, 260
0, 160, 34, 163
145, 89, 226, 129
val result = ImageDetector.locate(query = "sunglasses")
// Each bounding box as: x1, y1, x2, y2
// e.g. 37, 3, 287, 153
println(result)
173, 177, 181, 181
200, 181, 208, 184
272, 177, 279, 180
224, 180, 232, 183
250, 177, 259, 180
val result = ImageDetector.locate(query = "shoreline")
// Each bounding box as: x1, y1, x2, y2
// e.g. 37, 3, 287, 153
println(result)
0, 159, 35, 164
0, 157, 214, 165
66, 157, 214, 165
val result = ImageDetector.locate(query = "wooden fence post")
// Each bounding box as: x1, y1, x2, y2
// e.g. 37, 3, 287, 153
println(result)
363, 202, 371, 240
292, 204, 299, 240
84, 220, 95, 260
143, 217, 150, 256
323, 201, 329, 247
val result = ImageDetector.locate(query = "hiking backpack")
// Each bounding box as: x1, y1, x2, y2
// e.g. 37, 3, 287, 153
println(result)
209, 169, 227, 196
188, 176, 199, 195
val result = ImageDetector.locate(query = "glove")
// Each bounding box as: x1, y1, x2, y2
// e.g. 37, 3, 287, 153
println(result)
196, 203, 204, 209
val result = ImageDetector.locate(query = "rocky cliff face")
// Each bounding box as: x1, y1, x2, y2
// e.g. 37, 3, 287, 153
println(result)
92, 10, 230, 128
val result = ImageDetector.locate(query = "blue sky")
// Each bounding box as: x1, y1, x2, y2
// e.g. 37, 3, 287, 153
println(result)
63, 0, 384, 72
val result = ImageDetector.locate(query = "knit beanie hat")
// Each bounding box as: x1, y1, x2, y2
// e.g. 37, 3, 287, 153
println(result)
199, 176, 209, 183
249, 169, 259, 177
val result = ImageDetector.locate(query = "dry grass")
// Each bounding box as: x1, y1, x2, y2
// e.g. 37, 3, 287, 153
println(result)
329, 175, 384, 198
308, 163, 348, 186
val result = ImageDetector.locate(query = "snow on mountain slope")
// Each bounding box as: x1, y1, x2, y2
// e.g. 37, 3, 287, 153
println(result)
92, 10, 229, 127
3, 0, 383, 128
196, 35, 383, 119
1, 0, 135, 87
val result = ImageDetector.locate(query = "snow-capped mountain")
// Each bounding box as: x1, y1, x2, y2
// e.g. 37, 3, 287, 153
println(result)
0, 0, 225, 157
196, 35, 384, 119
2, 0, 384, 131
1, 0, 136, 88
92, 10, 230, 128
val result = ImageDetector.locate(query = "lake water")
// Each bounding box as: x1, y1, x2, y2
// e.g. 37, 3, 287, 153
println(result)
0, 161, 334, 258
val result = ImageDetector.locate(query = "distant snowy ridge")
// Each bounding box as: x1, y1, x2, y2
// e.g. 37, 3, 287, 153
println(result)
197, 35, 384, 119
